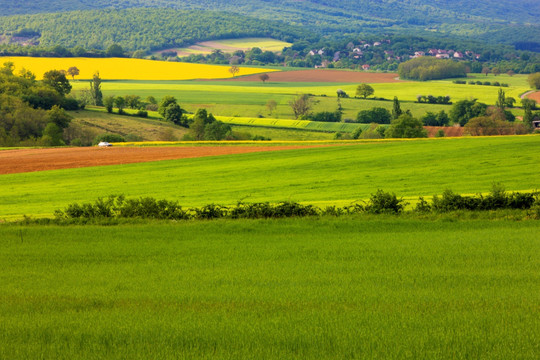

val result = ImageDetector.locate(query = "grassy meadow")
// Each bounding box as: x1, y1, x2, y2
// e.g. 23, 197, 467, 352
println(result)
1, 217, 539, 359
1, 136, 539, 219
71, 110, 189, 141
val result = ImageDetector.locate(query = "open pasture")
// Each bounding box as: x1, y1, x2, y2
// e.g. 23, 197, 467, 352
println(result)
160, 37, 292, 56
1, 136, 538, 219
1, 217, 539, 359
1, 57, 276, 80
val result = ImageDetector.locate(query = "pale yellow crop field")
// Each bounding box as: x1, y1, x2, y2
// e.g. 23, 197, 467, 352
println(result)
159, 37, 292, 56
0, 57, 278, 80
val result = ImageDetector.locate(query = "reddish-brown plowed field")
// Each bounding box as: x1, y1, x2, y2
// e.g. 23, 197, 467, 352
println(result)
425, 126, 464, 137
527, 91, 540, 102
224, 69, 403, 83
0, 145, 321, 175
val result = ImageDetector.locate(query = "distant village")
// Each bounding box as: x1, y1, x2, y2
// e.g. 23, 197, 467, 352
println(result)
307, 39, 482, 70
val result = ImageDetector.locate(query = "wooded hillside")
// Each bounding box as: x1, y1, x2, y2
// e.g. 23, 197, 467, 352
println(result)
0, 9, 311, 51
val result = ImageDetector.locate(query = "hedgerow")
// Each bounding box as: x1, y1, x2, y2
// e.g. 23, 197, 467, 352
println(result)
50, 185, 539, 223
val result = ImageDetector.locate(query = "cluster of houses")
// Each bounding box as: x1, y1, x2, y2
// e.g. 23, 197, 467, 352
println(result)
412, 49, 481, 60
307, 39, 482, 69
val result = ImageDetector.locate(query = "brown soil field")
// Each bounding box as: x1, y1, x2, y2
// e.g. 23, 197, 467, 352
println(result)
0, 145, 322, 175
527, 91, 540, 103
224, 69, 403, 83
425, 126, 464, 137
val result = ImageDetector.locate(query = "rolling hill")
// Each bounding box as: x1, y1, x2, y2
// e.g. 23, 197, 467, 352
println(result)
2, 0, 539, 26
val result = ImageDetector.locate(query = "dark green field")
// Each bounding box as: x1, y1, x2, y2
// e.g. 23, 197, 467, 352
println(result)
1, 217, 539, 359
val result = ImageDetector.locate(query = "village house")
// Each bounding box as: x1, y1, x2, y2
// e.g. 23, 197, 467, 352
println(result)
436, 53, 450, 59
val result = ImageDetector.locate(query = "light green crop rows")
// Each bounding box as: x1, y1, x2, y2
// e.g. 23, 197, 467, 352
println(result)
214, 115, 367, 133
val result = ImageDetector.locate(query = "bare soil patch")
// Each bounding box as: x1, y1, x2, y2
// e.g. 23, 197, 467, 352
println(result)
527, 91, 540, 103
0, 145, 322, 175
425, 126, 464, 137
224, 69, 404, 83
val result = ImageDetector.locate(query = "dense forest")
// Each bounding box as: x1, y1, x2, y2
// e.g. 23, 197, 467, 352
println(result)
1, 0, 539, 49
0, 9, 312, 51
3, 0, 539, 24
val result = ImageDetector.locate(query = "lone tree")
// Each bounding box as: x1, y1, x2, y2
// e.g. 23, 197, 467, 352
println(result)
164, 103, 186, 127
114, 96, 126, 114
43, 70, 72, 96
356, 83, 374, 99
229, 65, 240, 77
158, 96, 179, 118
103, 96, 115, 113
496, 88, 506, 114
385, 114, 427, 138
266, 99, 277, 116
392, 96, 403, 119
89, 72, 103, 106
289, 94, 315, 119
528, 72, 540, 89
481, 67, 490, 77
259, 73, 270, 83
67, 66, 80, 80
106, 44, 124, 57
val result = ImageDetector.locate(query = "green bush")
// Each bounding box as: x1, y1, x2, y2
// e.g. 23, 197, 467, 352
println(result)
92, 133, 125, 144
364, 190, 406, 214
136, 110, 148, 118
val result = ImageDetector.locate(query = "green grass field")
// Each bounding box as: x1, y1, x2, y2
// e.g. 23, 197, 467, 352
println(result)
71, 74, 530, 120
1, 136, 539, 219
1, 217, 539, 359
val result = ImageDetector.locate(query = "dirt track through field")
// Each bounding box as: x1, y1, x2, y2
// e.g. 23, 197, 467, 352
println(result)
0, 145, 323, 175
223, 69, 404, 83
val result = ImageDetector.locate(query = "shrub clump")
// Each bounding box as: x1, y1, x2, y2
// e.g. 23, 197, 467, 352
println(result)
52, 186, 540, 223
55, 195, 189, 220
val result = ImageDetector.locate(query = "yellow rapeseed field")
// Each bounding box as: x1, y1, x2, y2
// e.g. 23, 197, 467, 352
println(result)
0, 57, 278, 80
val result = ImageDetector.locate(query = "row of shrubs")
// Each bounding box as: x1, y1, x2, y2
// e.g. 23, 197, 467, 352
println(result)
453, 80, 509, 87
52, 186, 539, 222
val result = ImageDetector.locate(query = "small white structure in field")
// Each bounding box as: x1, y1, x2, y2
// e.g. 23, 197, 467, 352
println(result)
97, 141, 112, 147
